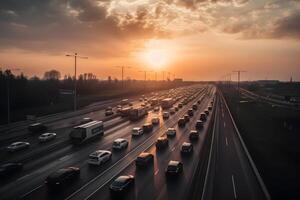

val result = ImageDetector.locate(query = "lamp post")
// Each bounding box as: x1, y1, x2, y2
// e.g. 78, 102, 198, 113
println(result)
66, 53, 88, 111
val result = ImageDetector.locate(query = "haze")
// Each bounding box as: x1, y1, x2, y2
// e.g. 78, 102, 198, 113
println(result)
0, 0, 300, 81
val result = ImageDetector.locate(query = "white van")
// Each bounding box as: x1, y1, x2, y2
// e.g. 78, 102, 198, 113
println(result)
88, 150, 112, 165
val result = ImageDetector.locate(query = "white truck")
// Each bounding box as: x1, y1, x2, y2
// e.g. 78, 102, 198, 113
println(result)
69, 121, 104, 144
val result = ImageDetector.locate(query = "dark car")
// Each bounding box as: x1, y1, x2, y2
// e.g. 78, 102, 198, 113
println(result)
197, 100, 201, 104
135, 152, 154, 167
195, 120, 204, 130
156, 137, 169, 149
165, 160, 183, 176
200, 113, 207, 121
178, 118, 186, 127
181, 142, 193, 154
204, 109, 209, 115
174, 107, 179, 111
28, 123, 47, 134
208, 106, 212, 111
184, 115, 190, 123
178, 103, 183, 108
189, 130, 199, 140
110, 175, 134, 193
142, 123, 153, 133
187, 109, 194, 117
45, 167, 80, 189
0, 163, 23, 177
192, 104, 198, 110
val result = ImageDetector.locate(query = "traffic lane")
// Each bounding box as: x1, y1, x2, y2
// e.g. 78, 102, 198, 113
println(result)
211, 95, 266, 200
4, 92, 199, 200
0, 116, 127, 165
87, 95, 213, 200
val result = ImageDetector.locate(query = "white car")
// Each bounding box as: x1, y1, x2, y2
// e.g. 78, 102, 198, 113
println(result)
39, 133, 56, 142
88, 150, 112, 165
154, 107, 160, 112
166, 128, 176, 137
7, 142, 30, 152
132, 127, 143, 136
163, 112, 170, 119
112, 138, 128, 150
151, 117, 160, 125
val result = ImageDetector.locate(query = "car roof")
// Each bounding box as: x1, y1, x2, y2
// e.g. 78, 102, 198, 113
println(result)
138, 152, 152, 158
90, 150, 110, 156
158, 137, 167, 141
115, 175, 131, 183
133, 127, 141, 130
168, 160, 180, 166
114, 138, 126, 142
11, 142, 25, 145
182, 142, 192, 146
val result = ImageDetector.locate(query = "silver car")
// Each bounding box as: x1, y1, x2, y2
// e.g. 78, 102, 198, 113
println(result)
7, 142, 30, 152
39, 133, 56, 142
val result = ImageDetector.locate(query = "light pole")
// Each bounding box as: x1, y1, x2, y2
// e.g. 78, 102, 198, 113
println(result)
66, 53, 88, 111
233, 70, 246, 100
114, 66, 131, 88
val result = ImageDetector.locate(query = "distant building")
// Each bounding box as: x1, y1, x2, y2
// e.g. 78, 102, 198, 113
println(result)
256, 80, 279, 86
173, 78, 183, 83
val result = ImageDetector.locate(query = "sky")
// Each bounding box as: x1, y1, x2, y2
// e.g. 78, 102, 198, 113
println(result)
0, 0, 300, 81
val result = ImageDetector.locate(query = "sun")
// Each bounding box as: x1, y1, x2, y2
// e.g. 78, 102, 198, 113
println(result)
143, 49, 168, 69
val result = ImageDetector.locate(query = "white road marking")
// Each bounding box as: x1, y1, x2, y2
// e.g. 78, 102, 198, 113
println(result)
155, 169, 159, 175
59, 154, 70, 161
171, 147, 175, 151
232, 175, 238, 199
224, 122, 226, 127
225, 137, 228, 146
20, 184, 43, 199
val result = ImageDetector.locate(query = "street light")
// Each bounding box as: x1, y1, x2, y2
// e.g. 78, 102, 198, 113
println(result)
66, 53, 88, 111
6, 68, 20, 124
114, 66, 131, 88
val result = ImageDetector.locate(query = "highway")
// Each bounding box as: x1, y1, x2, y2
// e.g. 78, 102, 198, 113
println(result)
0, 84, 213, 200
201, 90, 270, 200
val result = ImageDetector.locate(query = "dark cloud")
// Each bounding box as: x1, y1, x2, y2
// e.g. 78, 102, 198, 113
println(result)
272, 11, 300, 39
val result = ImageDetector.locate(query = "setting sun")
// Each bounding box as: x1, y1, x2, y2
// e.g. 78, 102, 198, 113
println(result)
143, 49, 168, 69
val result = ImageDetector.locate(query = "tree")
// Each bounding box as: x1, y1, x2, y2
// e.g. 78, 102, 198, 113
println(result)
44, 69, 61, 80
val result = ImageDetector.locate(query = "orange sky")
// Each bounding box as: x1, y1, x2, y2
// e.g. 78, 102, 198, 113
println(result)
0, 0, 300, 81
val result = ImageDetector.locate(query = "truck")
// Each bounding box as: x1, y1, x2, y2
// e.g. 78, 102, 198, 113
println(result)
121, 99, 129, 105
161, 98, 174, 109
69, 121, 104, 144
119, 107, 133, 117
129, 107, 147, 121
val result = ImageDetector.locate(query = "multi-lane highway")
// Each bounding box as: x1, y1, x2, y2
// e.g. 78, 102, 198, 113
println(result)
0, 84, 271, 200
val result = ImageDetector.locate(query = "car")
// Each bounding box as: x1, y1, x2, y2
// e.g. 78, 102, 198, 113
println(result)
174, 107, 179, 111
105, 107, 114, 116
142, 123, 153, 133
187, 109, 194, 117
189, 130, 199, 140
151, 117, 160, 125
178, 118, 186, 127
129, 102, 133, 106
204, 109, 209, 115
192, 104, 198, 110
154, 106, 160, 112
28, 123, 47, 134
45, 167, 80, 189
181, 142, 193, 154
132, 127, 143, 136
178, 103, 183, 108
39, 132, 56, 142
88, 150, 111, 165
184, 115, 190, 123
135, 152, 154, 167
200, 113, 207, 121
163, 112, 170, 119
165, 160, 183, 176
195, 120, 204, 130
110, 175, 134, 194
169, 108, 175, 115
156, 137, 169, 149
141, 103, 146, 107
139, 98, 143, 102
112, 138, 128, 150
166, 128, 176, 137
0, 163, 23, 177
7, 142, 30, 152
80, 117, 93, 125
208, 106, 212, 110
197, 100, 201, 104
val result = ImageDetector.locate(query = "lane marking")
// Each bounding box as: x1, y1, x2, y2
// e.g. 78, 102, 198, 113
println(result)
19, 184, 43, 199
225, 137, 228, 146
171, 147, 175, 151
232, 175, 238, 199
155, 169, 159, 176
224, 122, 226, 127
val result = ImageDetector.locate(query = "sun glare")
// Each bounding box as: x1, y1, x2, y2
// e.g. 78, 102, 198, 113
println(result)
143, 49, 169, 69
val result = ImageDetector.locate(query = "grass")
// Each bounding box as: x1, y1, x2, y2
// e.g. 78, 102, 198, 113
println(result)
220, 86, 300, 200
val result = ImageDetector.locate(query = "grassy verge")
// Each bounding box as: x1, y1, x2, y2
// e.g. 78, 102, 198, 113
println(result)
220, 86, 300, 200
